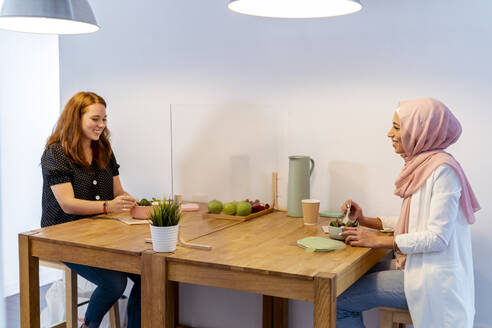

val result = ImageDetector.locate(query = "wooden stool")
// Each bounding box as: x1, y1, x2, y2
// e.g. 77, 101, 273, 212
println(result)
39, 260, 121, 328
379, 307, 412, 328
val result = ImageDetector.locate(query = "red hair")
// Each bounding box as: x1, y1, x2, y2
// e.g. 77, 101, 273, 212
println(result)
46, 91, 112, 169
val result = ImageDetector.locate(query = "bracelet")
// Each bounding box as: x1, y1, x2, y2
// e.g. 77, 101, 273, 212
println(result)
103, 201, 108, 215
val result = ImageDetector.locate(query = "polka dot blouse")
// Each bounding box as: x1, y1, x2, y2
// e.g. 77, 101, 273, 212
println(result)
41, 142, 120, 227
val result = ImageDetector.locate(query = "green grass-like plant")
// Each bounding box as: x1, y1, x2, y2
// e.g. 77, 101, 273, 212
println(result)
148, 198, 181, 227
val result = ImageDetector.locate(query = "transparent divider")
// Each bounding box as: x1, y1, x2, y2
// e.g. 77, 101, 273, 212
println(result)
170, 104, 400, 215
171, 104, 281, 207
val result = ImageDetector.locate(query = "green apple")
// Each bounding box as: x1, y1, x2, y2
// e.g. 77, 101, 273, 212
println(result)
223, 202, 237, 215
208, 200, 223, 214
236, 201, 252, 216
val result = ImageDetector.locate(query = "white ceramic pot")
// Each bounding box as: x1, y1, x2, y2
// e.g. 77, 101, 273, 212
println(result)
150, 224, 179, 252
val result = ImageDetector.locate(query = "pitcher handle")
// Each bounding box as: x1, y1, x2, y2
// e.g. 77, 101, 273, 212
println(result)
309, 158, 315, 176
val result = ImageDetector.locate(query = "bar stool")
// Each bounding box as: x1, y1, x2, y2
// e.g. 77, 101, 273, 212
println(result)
379, 307, 412, 328
39, 259, 120, 328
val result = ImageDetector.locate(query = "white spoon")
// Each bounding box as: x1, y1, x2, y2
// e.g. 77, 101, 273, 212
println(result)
342, 201, 352, 225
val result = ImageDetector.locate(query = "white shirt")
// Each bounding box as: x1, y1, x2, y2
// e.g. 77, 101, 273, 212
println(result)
380, 164, 475, 328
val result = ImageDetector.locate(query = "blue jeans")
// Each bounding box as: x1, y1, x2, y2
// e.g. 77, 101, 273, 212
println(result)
64, 262, 141, 328
336, 259, 408, 328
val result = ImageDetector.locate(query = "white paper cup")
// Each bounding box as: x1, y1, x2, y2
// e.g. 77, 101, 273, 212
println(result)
174, 194, 183, 205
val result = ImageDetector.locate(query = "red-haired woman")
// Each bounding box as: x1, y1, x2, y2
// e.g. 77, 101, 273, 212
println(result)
41, 91, 140, 328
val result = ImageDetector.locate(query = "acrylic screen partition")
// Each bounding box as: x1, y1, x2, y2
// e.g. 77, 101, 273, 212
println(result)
170, 104, 282, 206
170, 103, 400, 216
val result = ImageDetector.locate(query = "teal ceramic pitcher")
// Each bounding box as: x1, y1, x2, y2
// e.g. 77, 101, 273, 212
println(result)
287, 155, 315, 217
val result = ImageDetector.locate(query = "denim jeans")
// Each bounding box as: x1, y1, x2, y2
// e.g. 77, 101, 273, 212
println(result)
64, 262, 141, 328
336, 259, 408, 328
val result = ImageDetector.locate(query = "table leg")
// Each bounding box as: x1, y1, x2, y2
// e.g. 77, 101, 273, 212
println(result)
142, 250, 176, 328
65, 267, 78, 328
314, 273, 336, 328
263, 295, 287, 328
263, 295, 273, 327
19, 234, 40, 328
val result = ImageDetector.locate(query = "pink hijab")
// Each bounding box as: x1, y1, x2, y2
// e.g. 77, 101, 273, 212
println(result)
394, 98, 480, 241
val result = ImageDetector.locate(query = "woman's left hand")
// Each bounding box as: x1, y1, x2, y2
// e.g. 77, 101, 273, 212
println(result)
341, 227, 380, 247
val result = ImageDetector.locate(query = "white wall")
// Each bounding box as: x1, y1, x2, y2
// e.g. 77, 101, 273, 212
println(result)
0, 91, 4, 328
58, 0, 492, 327
0, 31, 62, 296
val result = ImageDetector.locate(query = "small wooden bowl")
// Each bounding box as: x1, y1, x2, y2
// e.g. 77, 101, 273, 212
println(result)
131, 205, 154, 220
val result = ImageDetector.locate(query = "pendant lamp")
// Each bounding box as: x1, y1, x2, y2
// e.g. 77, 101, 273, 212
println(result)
227, 0, 362, 18
0, 0, 99, 34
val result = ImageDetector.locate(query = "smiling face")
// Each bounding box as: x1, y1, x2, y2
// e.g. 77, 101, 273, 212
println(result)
387, 112, 405, 154
81, 103, 107, 143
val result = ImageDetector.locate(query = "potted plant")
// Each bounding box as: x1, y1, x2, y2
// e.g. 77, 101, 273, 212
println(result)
131, 198, 155, 220
148, 198, 182, 252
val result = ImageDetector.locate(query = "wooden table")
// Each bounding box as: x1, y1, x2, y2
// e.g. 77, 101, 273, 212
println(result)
145, 211, 390, 327
19, 209, 389, 327
18, 204, 241, 328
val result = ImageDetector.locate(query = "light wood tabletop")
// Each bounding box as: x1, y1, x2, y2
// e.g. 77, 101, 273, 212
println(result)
147, 210, 390, 327
170, 212, 384, 283
18, 204, 242, 328
19, 206, 389, 328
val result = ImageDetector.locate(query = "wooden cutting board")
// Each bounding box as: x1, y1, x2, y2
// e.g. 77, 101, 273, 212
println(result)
202, 207, 274, 222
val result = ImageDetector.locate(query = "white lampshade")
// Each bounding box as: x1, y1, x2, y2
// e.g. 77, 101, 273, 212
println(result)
0, 0, 99, 34
227, 0, 362, 18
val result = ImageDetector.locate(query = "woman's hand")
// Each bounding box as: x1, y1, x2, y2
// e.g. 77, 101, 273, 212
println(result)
341, 199, 364, 222
340, 199, 384, 230
341, 227, 381, 248
109, 195, 137, 213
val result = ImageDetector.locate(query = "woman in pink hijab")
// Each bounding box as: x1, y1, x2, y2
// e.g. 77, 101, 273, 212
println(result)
337, 98, 479, 328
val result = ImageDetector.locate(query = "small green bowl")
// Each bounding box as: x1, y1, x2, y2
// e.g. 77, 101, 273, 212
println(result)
328, 225, 346, 241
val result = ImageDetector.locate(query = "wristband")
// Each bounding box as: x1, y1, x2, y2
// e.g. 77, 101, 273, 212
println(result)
103, 201, 108, 215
